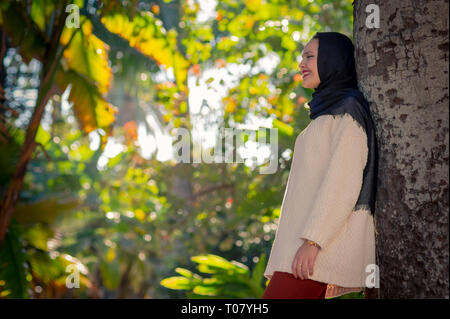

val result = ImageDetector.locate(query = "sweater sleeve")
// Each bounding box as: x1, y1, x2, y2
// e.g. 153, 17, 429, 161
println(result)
299, 116, 368, 249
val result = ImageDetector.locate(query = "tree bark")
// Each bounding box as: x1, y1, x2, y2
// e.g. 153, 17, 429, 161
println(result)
354, 0, 449, 298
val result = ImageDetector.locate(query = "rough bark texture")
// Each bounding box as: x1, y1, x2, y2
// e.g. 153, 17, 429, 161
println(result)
354, 0, 449, 298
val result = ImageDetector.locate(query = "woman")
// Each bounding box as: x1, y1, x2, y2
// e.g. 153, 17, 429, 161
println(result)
262, 32, 378, 299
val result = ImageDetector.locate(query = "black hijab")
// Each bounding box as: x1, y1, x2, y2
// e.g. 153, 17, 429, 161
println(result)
307, 31, 378, 216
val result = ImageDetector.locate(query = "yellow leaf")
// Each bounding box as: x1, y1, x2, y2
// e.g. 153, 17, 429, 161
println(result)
245, 18, 255, 29
135, 209, 146, 222
244, 0, 261, 11
96, 99, 117, 130
61, 18, 112, 94
100, 13, 189, 92
106, 248, 115, 262
174, 52, 189, 91
163, 113, 173, 122
56, 69, 116, 134
225, 99, 237, 113
295, 11, 304, 20
173, 117, 182, 128
273, 118, 294, 136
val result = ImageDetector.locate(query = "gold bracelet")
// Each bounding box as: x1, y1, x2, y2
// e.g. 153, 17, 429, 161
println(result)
306, 240, 320, 248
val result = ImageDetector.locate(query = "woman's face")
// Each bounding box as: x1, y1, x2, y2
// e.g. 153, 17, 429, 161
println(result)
299, 38, 320, 89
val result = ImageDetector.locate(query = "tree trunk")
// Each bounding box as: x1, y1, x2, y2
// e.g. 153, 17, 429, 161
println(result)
0, 62, 56, 245
0, 4, 69, 245
354, 0, 449, 298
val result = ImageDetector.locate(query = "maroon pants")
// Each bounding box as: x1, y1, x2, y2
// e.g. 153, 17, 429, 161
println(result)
262, 271, 328, 299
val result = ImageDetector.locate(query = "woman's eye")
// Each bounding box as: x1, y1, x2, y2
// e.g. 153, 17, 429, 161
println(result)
307, 56, 313, 58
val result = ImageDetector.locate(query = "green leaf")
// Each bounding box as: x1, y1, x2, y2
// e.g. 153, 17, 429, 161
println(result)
56, 68, 116, 135
251, 253, 266, 287
99, 258, 120, 290
35, 125, 51, 146
160, 276, 193, 290
13, 196, 79, 225
272, 118, 294, 136
175, 267, 200, 280
0, 133, 22, 186
22, 223, 54, 251
196, 263, 219, 274
191, 254, 239, 273
192, 285, 220, 296
30, 0, 46, 33
0, 219, 30, 298
281, 34, 297, 51
61, 19, 112, 95
0, 1, 46, 64
28, 250, 65, 283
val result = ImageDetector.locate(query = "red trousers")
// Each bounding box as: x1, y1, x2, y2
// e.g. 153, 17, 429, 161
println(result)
262, 271, 328, 299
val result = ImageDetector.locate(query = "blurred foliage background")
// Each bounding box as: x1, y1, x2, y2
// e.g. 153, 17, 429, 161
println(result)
0, 0, 360, 299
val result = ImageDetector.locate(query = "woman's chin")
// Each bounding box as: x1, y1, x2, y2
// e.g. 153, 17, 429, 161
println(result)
302, 80, 318, 89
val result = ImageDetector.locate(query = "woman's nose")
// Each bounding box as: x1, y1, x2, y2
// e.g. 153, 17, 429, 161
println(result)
299, 59, 305, 70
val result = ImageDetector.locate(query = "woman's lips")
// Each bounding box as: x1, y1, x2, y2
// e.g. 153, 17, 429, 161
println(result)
302, 72, 310, 78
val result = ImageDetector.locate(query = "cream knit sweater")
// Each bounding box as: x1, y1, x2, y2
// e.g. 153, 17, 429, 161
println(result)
264, 113, 376, 299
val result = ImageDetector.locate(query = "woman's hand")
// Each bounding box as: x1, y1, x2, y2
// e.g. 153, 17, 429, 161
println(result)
292, 240, 320, 280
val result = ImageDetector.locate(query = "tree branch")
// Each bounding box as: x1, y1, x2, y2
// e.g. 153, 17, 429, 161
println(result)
190, 182, 235, 200
35, 142, 52, 162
